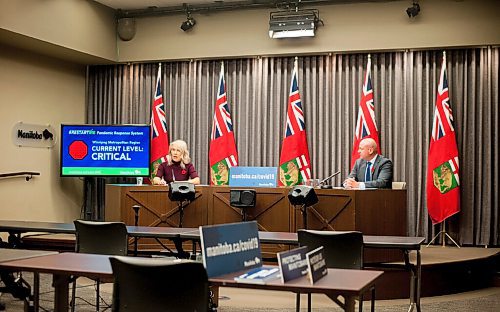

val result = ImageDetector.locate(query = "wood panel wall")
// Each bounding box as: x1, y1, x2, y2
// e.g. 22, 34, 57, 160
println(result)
105, 185, 407, 262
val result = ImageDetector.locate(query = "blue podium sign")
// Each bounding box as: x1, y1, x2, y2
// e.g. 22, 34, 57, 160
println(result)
200, 221, 262, 278
229, 167, 277, 187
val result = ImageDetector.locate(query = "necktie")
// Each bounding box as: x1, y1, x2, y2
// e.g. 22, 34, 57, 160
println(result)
365, 162, 372, 182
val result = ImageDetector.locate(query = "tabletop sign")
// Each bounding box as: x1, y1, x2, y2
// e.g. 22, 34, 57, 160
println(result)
229, 167, 277, 187
277, 246, 309, 283
306, 246, 328, 284
199, 221, 262, 278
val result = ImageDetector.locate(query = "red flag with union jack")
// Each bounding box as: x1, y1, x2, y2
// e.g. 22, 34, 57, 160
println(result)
279, 59, 311, 186
150, 64, 170, 181
426, 52, 460, 224
209, 62, 238, 185
350, 55, 381, 169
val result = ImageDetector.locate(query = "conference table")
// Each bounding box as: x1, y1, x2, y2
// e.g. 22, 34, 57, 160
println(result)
0, 220, 424, 312
0, 248, 58, 262
0, 252, 382, 312
0, 253, 113, 312
0, 219, 197, 240
210, 266, 383, 312
182, 229, 424, 312
0, 248, 59, 312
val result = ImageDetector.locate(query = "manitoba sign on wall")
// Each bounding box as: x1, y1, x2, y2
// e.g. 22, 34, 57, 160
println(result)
12, 122, 56, 148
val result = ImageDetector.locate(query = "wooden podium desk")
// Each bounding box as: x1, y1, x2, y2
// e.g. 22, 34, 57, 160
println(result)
105, 185, 406, 262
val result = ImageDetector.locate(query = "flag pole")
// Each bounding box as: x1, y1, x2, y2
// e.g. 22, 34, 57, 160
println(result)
426, 220, 460, 248
426, 50, 461, 248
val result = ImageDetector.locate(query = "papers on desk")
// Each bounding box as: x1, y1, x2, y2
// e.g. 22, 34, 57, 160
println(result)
234, 266, 281, 284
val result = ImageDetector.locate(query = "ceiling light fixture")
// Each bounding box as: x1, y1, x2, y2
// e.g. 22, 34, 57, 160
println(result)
269, 8, 323, 39
406, 1, 420, 18
180, 5, 196, 32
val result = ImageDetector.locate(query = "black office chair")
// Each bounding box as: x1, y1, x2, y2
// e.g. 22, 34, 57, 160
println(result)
297, 230, 373, 312
72, 220, 129, 312
110, 256, 209, 312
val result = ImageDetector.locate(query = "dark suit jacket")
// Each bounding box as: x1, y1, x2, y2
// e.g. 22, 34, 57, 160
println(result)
347, 155, 393, 189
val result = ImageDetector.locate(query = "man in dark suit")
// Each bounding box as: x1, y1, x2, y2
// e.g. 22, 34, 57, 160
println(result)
343, 138, 393, 189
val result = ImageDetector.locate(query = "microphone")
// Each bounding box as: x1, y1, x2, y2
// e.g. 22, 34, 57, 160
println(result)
319, 171, 341, 189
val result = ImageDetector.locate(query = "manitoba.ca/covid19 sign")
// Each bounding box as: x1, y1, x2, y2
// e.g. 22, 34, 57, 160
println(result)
60, 124, 150, 177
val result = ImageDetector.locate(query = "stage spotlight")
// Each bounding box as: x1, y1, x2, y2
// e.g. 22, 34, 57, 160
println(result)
230, 190, 256, 208
230, 189, 257, 221
168, 182, 195, 228
288, 185, 318, 229
180, 17, 196, 31
288, 186, 318, 207
406, 2, 420, 18
168, 182, 195, 202
180, 4, 196, 32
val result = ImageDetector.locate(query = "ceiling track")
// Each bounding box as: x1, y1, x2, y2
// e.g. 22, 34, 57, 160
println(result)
116, 0, 395, 19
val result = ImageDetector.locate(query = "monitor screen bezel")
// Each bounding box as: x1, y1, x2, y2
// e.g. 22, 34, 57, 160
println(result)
60, 124, 151, 178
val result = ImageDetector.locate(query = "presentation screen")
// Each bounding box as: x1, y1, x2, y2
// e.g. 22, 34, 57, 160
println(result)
60, 124, 151, 177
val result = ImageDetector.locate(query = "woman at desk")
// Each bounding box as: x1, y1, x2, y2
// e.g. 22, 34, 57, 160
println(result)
152, 140, 200, 185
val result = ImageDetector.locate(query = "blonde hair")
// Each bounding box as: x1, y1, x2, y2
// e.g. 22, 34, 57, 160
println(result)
166, 139, 191, 169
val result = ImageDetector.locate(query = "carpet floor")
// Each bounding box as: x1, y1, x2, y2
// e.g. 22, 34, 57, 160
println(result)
1, 272, 499, 311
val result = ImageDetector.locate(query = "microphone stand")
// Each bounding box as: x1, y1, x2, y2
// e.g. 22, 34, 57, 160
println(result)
300, 204, 308, 230
319, 171, 341, 188
178, 200, 185, 228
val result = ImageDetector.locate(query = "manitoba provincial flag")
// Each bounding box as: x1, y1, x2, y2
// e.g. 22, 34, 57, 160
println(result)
150, 64, 169, 181
279, 58, 311, 186
350, 55, 381, 169
209, 62, 238, 185
426, 52, 460, 224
